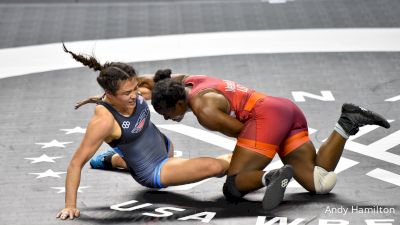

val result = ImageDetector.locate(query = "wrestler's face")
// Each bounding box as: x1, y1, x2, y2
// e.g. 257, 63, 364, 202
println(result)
161, 100, 187, 122
111, 78, 139, 110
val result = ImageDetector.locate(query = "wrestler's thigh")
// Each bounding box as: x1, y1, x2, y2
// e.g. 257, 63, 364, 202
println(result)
227, 145, 273, 175
282, 142, 317, 192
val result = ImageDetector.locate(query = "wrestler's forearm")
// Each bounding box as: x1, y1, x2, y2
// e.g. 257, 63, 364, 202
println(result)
139, 73, 187, 84
64, 164, 82, 208
138, 75, 155, 90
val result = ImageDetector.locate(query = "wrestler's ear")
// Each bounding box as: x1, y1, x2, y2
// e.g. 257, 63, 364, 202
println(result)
176, 99, 187, 110
176, 99, 184, 105
104, 90, 114, 98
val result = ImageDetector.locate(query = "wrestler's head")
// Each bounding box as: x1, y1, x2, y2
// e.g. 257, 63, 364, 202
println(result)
103, 73, 139, 111
62, 43, 139, 110
151, 69, 188, 122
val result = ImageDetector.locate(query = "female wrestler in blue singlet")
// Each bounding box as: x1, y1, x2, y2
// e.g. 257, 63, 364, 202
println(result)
56, 44, 232, 220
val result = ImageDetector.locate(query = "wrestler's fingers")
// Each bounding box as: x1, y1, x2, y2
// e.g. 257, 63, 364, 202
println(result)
60, 212, 68, 220
69, 211, 74, 220
74, 209, 80, 218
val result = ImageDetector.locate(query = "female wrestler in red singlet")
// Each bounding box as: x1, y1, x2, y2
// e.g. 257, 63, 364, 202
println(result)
150, 69, 390, 210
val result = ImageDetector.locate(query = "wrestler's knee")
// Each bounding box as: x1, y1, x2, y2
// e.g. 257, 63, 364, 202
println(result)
204, 159, 226, 177
313, 166, 337, 194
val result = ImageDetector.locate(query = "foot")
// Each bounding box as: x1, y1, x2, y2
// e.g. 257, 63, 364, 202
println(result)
338, 103, 390, 135
89, 149, 116, 169
262, 165, 293, 211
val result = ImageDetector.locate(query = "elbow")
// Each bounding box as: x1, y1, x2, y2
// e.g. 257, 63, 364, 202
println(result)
223, 126, 242, 138
68, 158, 86, 171
225, 130, 240, 138
231, 131, 241, 138
228, 125, 243, 138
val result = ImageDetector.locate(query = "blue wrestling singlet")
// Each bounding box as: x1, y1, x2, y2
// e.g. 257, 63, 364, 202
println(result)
99, 96, 170, 188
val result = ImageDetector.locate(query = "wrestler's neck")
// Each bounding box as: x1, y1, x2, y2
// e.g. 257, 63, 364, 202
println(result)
103, 97, 136, 117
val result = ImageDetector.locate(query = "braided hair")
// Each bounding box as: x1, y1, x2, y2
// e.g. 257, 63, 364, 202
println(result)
62, 42, 137, 95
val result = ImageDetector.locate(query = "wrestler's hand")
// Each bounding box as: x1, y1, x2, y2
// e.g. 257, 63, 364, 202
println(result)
75, 95, 103, 109
56, 207, 80, 220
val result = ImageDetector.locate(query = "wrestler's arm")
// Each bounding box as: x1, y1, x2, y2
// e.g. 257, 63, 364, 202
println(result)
192, 92, 244, 138
56, 106, 114, 220
137, 75, 155, 100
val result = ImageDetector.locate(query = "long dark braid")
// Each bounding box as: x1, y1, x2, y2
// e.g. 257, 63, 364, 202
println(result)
63, 43, 140, 109
62, 42, 106, 72
62, 43, 137, 95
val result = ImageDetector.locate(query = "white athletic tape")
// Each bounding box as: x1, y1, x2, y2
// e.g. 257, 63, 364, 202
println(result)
314, 166, 337, 194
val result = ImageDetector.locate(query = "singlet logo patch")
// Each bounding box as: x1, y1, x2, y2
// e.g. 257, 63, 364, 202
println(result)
122, 121, 130, 129
223, 80, 249, 93
224, 80, 236, 92
131, 108, 149, 133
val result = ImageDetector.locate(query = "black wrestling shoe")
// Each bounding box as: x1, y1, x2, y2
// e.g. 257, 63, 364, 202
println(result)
338, 103, 390, 135
262, 165, 293, 211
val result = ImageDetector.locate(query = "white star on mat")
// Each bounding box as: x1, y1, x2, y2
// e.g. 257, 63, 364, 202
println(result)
50, 186, 90, 194
35, 140, 72, 148
60, 127, 86, 134
24, 154, 63, 163
29, 169, 66, 179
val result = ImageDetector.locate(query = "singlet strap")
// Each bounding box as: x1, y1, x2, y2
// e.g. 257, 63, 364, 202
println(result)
98, 101, 118, 114
97, 101, 123, 147
243, 92, 266, 112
